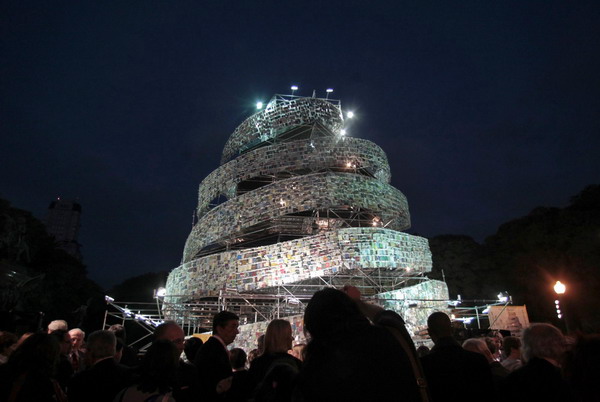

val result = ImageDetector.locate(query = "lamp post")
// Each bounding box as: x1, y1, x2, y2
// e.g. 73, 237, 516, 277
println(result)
553, 281, 569, 333
154, 287, 166, 320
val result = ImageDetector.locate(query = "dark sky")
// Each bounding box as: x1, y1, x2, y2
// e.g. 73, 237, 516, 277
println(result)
2, 1, 599, 289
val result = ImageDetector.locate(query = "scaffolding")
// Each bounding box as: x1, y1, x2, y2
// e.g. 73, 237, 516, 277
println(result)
103, 273, 514, 352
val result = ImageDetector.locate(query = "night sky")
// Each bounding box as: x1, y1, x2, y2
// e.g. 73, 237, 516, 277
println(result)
2, 1, 599, 289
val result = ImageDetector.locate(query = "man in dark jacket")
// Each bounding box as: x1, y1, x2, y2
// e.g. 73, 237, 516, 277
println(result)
420, 312, 494, 402
154, 321, 201, 402
194, 311, 240, 401
501, 323, 571, 401
67, 330, 133, 402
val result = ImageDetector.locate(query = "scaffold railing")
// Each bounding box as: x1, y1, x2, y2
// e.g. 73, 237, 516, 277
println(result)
103, 284, 514, 353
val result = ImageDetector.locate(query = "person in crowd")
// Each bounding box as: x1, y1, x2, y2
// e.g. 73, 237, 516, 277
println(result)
257, 334, 265, 356
0, 331, 17, 364
290, 343, 306, 362
0, 333, 66, 402
226, 348, 253, 402
501, 336, 522, 372
564, 334, 600, 402
248, 348, 260, 365
115, 337, 125, 363
47, 319, 68, 333
15, 332, 33, 348
49, 329, 74, 390
487, 331, 503, 361
416, 345, 430, 358
294, 287, 423, 402
183, 336, 203, 364
501, 323, 571, 401
463, 337, 509, 390
154, 321, 200, 402
68, 328, 86, 373
485, 337, 501, 361
108, 324, 139, 367
68, 330, 133, 402
114, 339, 179, 402
420, 312, 494, 402
249, 319, 302, 401
194, 311, 240, 401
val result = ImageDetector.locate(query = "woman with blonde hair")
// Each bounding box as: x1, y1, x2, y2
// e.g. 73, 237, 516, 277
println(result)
248, 319, 302, 401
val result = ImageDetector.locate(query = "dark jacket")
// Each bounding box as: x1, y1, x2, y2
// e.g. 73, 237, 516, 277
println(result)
295, 321, 420, 402
420, 336, 494, 402
194, 336, 232, 401
67, 357, 133, 402
501, 357, 572, 401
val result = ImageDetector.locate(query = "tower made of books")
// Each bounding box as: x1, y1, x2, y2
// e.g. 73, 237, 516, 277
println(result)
166, 94, 444, 331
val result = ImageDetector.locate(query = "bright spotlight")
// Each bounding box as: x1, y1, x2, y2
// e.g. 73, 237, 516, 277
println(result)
291, 85, 299, 91
340, 129, 346, 135
326, 88, 333, 93
347, 111, 354, 119
256, 102, 263, 110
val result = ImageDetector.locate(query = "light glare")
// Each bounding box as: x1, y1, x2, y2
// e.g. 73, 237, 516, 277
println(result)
347, 111, 354, 118
554, 281, 566, 295
256, 102, 263, 109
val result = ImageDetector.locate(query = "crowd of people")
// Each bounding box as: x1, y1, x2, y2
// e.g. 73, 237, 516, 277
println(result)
0, 286, 598, 401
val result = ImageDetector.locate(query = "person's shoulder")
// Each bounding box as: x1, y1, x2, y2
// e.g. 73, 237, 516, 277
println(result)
277, 352, 302, 367
179, 360, 198, 375
461, 348, 489, 365
199, 337, 221, 351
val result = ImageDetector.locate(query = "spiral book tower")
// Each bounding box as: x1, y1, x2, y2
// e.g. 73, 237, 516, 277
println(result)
166, 93, 438, 313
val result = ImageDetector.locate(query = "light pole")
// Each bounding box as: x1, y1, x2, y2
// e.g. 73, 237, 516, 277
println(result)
553, 281, 569, 333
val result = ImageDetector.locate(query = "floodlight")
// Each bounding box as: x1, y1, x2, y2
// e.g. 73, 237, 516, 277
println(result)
256, 102, 263, 110
156, 287, 167, 298
326, 88, 333, 93
347, 111, 354, 119
291, 85, 299, 91
340, 129, 346, 135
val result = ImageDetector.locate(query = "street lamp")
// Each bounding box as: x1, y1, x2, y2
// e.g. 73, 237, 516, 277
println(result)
154, 287, 167, 320
553, 280, 568, 332
554, 281, 566, 295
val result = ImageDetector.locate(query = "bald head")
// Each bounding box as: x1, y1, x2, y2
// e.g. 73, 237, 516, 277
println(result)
427, 312, 452, 343
154, 321, 185, 356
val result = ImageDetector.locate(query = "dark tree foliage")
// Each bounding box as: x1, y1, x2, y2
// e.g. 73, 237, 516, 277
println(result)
0, 198, 103, 332
429, 185, 600, 332
108, 271, 169, 303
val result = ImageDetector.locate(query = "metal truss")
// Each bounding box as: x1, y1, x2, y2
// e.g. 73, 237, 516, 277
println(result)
104, 287, 513, 353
